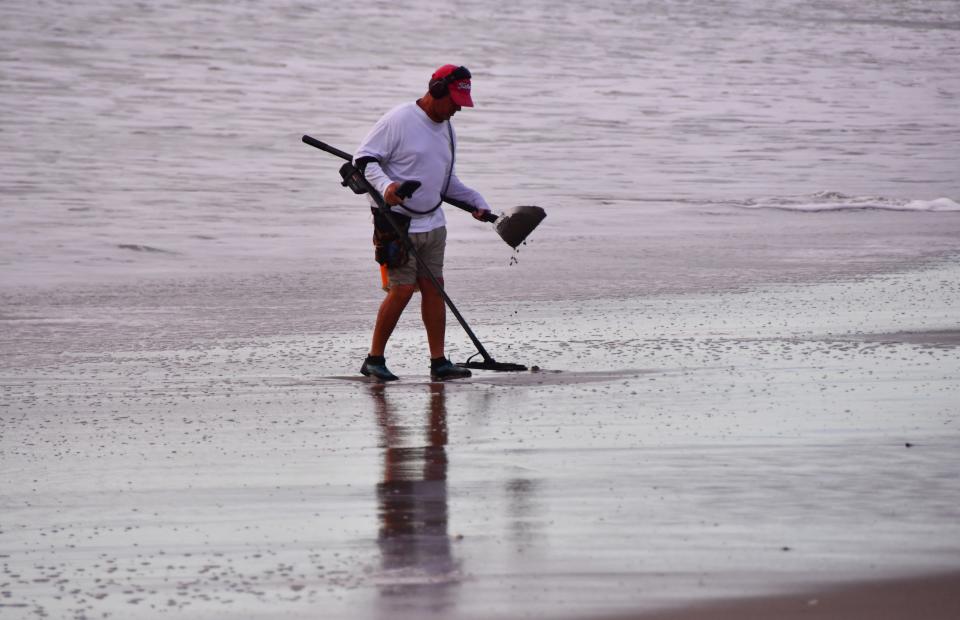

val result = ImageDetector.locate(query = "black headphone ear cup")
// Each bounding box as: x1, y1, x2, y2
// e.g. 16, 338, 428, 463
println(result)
429, 77, 448, 99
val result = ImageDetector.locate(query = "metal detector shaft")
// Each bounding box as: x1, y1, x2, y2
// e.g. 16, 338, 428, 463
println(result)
301, 135, 499, 365
376, 204, 498, 366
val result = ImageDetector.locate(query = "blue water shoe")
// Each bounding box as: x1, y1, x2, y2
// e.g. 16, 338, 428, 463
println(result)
361, 356, 399, 382
430, 357, 472, 381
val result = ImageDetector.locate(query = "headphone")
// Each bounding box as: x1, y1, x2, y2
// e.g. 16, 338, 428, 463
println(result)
429, 66, 472, 99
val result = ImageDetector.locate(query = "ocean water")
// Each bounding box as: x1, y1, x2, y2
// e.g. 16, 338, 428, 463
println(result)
2, 0, 959, 293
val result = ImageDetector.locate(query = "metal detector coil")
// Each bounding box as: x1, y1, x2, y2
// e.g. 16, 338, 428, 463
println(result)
460, 360, 528, 372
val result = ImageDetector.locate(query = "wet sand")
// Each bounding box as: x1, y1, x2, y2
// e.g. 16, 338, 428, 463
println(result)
856, 329, 960, 347
617, 571, 960, 620
2, 258, 959, 619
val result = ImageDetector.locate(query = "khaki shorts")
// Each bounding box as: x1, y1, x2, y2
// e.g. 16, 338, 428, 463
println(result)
388, 226, 446, 287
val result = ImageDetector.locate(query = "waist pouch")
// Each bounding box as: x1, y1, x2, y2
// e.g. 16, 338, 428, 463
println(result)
371, 207, 411, 268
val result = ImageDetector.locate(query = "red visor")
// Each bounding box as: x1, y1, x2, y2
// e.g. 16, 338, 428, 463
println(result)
432, 64, 474, 107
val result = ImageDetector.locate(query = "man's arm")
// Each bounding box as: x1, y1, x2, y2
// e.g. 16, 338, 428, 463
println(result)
445, 174, 491, 218
354, 117, 402, 204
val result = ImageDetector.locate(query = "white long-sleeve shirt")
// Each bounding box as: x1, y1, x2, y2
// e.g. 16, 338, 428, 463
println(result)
354, 101, 490, 233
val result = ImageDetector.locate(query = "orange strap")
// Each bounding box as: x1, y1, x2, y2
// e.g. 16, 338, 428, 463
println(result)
380, 264, 389, 292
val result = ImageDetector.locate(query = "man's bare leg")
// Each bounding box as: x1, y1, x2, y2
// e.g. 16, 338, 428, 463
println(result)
419, 276, 445, 359
370, 283, 416, 356
420, 276, 471, 380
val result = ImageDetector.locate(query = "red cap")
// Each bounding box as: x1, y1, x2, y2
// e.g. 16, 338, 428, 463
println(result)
432, 64, 474, 107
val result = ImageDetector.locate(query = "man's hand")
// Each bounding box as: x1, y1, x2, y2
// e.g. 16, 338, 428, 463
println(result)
472, 208, 491, 221
383, 182, 403, 206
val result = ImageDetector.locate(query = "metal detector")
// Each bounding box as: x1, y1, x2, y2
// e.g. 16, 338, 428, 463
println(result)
302, 134, 533, 372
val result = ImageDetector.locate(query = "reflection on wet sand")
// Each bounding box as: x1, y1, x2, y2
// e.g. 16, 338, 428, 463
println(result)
370, 383, 459, 618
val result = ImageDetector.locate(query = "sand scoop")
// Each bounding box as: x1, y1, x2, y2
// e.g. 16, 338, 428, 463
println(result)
443, 196, 546, 249
302, 134, 540, 372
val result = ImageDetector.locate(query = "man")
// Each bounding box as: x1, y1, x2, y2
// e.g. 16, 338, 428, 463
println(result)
354, 64, 491, 382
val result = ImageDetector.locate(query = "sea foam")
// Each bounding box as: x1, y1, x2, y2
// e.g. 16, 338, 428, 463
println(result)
735, 192, 960, 212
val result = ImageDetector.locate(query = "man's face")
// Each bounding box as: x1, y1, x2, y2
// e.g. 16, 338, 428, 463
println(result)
436, 95, 461, 121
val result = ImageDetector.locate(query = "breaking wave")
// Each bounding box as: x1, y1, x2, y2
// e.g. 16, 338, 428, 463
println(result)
734, 192, 960, 212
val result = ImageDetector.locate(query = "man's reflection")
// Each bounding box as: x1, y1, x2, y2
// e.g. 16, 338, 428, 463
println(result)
371, 382, 458, 615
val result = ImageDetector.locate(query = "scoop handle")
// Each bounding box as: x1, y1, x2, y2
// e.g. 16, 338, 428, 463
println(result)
443, 194, 499, 222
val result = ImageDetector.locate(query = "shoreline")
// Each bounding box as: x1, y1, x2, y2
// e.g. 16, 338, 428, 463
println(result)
4, 205, 960, 300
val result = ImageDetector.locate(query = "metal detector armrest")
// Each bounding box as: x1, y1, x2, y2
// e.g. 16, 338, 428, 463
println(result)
338, 162, 367, 194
